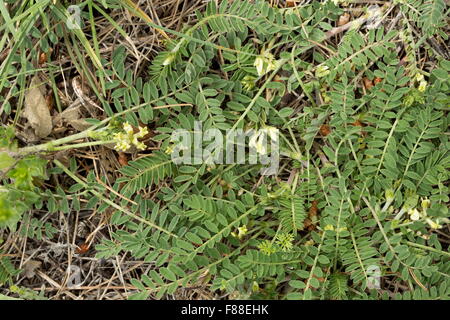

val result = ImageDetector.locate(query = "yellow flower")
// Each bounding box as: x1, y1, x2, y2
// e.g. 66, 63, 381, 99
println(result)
162, 52, 176, 66
123, 122, 134, 135
254, 49, 279, 77
254, 56, 265, 77
252, 281, 260, 293
233, 225, 248, 239
249, 132, 266, 155
136, 126, 149, 138
315, 65, 330, 78
421, 198, 430, 210
134, 141, 146, 151
255, 142, 266, 154
415, 73, 424, 82
426, 218, 442, 229
415, 73, 427, 92
241, 75, 256, 91
114, 136, 131, 152
418, 80, 427, 92
408, 208, 420, 221
385, 188, 394, 202
165, 145, 174, 155
265, 126, 279, 142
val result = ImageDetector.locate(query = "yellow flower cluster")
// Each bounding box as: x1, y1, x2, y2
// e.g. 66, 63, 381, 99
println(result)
241, 75, 257, 91
113, 122, 148, 152
254, 49, 280, 77
406, 198, 444, 229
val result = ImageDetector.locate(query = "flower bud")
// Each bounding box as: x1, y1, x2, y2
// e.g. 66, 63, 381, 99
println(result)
421, 198, 431, 210
385, 188, 394, 202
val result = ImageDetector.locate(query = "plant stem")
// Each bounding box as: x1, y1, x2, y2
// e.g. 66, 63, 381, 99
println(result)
51, 140, 115, 152
17, 129, 93, 155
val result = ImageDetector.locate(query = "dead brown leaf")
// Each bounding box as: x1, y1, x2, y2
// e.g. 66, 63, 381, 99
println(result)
338, 13, 350, 26
363, 77, 374, 91
319, 124, 331, 136
53, 102, 91, 132
23, 260, 42, 279
23, 75, 53, 138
